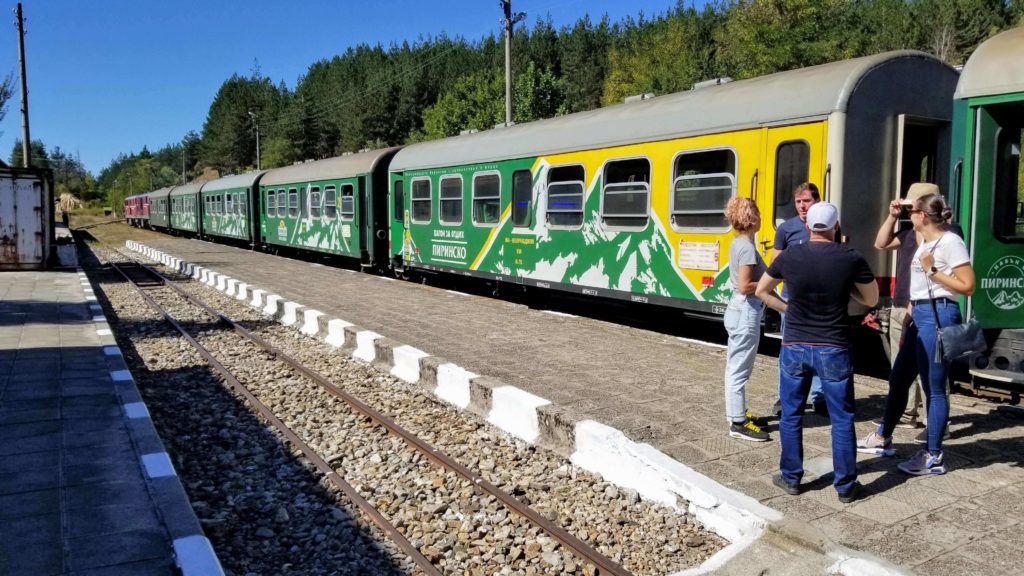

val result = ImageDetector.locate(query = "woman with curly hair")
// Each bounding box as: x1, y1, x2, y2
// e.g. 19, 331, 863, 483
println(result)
723, 197, 780, 441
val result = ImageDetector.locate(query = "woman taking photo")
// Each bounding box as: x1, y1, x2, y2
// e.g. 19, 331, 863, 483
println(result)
858, 193, 975, 475
722, 198, 779, 441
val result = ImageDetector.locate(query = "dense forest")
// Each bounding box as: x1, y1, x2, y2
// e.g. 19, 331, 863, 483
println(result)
23, 0, 1024, 209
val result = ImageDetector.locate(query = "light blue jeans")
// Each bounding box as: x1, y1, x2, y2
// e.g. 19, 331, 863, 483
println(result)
724, 294, 765, 423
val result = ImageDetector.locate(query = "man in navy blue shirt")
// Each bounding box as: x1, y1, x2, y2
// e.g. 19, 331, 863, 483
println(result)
756, 202, 878, 503
773, 183, 827, 415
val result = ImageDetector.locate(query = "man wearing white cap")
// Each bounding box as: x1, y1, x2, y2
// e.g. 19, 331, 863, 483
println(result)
756, 202, 879, 503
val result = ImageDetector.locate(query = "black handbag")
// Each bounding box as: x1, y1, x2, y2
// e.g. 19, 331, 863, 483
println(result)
925, 235, 987, 363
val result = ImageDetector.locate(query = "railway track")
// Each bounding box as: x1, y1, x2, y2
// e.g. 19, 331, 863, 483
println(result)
103, 247, 637, 576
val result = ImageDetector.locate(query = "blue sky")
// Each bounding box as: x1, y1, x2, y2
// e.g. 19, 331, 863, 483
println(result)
0, 0, 682, 175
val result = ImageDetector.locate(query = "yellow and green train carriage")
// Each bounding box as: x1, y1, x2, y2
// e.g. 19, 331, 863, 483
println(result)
388, 51, 958, 316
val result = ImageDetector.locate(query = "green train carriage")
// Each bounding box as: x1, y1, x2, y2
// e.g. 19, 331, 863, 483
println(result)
148, 186, 173, 230
201, 171, 265, 243
258, 148, 400, 268
951, 26, 1024, 387
169, 182, 202, 234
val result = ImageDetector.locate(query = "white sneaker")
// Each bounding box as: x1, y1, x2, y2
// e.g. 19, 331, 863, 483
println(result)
898, 450, 946, 475
856, 431, 895, 456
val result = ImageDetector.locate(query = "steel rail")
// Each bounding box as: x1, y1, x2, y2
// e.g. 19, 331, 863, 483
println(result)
106, 258, 443, 576
117, 248, 635, 576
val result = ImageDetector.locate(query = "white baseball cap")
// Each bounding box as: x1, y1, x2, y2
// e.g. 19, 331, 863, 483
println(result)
806, 202, 838, 232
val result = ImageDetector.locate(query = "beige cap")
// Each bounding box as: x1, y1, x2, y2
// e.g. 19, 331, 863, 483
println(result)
901, 182, 940, 205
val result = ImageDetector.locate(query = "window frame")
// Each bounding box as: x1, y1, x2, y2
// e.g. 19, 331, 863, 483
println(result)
339, 183, 355, 221
669, 146, 739, 234
409, 177, 432, 224
309, 185, 322, 218
993, 123, 1024, 242
600, 156, 652, 231
511, 169, 533, 228
471, 171, 502, 228
324, 185, 337, 219
438, 174, 464, 226
545, 163, 587, 230
276, 190, 286, 218
772, 139, 811, 229
288, 188, 299, 218
265, 190, 276, 217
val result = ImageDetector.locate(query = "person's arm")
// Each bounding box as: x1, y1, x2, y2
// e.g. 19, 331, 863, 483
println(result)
737, 264, 758, 295
874, 201, 903, 251
926, 262, 976, 296
851, 280, 879, 308
755, 274, 787, 313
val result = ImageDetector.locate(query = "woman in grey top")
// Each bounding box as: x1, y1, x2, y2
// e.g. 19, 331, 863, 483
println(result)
723, 198, 778, 441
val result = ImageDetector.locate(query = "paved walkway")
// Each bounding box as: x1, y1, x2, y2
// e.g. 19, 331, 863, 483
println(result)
0, 269, 220, 575
137, 236, 1024, 575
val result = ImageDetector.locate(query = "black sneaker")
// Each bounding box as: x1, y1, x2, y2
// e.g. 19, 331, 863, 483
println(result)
772, 473, 800, 495
730, 420, 769, 442
838, 482, 863, 504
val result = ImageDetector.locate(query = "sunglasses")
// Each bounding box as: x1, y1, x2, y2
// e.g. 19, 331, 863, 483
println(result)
908, 209, 923, 214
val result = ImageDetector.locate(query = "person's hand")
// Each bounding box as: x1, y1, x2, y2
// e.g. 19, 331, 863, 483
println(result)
889, 200, 902, 218
920, 251, 934, 271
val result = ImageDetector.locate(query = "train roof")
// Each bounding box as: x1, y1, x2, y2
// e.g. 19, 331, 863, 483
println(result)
169, 181, 204, 197
391, 50, 951, 171
149, 186, 174, 199
955, 26, 1024, 99
260, 147, 401, 186
201, 171, 267, 193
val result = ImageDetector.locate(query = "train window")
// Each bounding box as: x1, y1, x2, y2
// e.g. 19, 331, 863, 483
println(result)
340, 184, 355, 220
511, 170, 533, 227
226, 194, 234, 215
324, 185, 337, 219
439, 175, 463, 225
277, 190, 286, 218
288, 188, 299, 218
393, 180, 404, 222
671, 149, 736, 232
602, 158, 650, 229
410, 178, 431, 224
773, 141, 810, 225
546, 165, 585, 228
309, 186, 322, 218
237, 194, 245, 215
266, 191, 276, 217
994, 122, 1024, 241
473, 173, 501, 226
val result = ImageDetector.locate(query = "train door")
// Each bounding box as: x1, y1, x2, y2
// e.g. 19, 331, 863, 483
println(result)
759, 123, 826, 255
966, 102, 1024, 330
357, 176, 369, 263
389, 175, 406, 269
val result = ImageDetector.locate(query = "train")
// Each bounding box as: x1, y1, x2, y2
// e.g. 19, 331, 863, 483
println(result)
123, 28, 1024, 392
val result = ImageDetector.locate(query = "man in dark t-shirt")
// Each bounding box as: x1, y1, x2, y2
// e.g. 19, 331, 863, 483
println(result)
756, 202, 878, 503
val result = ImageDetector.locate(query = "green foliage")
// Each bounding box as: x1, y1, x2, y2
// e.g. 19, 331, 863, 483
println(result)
10, 139, 49, 169
104, 1, 1024, 173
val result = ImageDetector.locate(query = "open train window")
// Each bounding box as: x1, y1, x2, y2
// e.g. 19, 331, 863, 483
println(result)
546, 165, 585, 228
512, 170, 532, 227
410, 178, 431, 224
266, 191, 275, 217
216, 195, 223, 214
773, 141, 810, 226
309, 186, 322, 218
324, 185, 337, 219
439, 175, 463, 225
288, 188, 299, 218
225, 194, 234, 215
671, 149, 736, 232
277, 190, 286, 218
340, 184, 355, 220
473, 173, 501, 226
994, 120, 1024, 241
602, 158, 650, 229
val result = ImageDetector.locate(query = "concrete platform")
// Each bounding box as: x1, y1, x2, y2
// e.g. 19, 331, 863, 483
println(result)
0, 269, 221, 576
128, 237, 1024, 576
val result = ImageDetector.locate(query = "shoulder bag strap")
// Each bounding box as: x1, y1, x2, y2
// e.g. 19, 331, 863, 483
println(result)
924, 234, 947, 330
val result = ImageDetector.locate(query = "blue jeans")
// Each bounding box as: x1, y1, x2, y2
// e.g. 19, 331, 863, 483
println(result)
724, 295, 764, 423
778, 344, 857, 494
879, 301, 960, 454
780, 314, 824, 404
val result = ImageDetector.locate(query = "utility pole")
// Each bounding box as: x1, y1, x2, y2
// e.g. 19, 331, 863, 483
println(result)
248, 110, 261, 170
500, 1, 525, 126
15, 3, 30, 167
